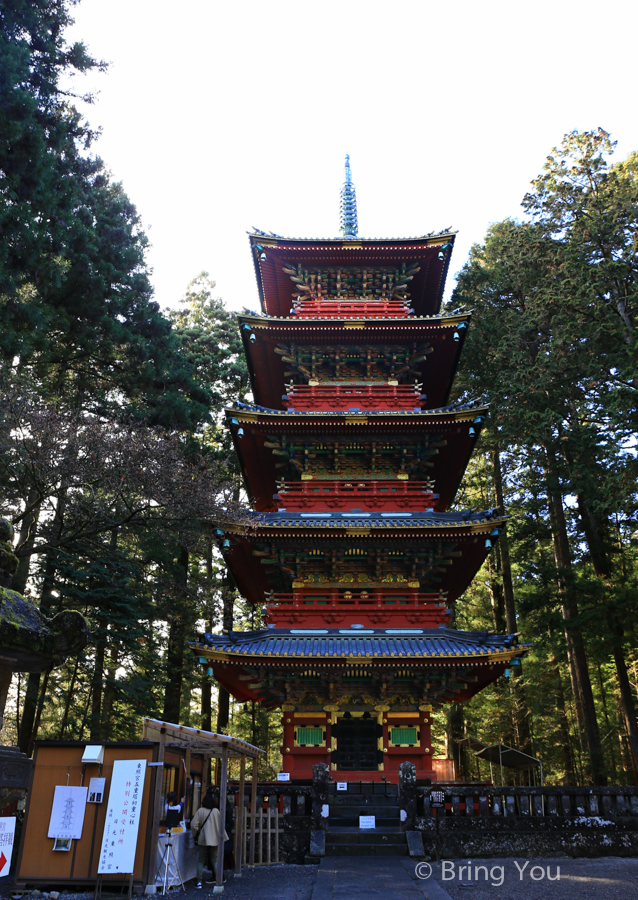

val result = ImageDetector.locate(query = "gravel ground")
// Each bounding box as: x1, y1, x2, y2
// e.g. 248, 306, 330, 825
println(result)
0, 864, 319, 900
417, 856, 638, 899
4, 858, 638, 900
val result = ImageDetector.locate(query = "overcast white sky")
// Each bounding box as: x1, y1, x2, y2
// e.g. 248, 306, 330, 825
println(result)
65, 0, 638, 313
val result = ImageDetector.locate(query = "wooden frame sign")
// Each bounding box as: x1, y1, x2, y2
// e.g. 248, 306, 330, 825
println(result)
98, 759, 147, 874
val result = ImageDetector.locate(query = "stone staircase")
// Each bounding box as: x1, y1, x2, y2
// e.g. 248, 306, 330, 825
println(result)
325, 783, 407, 857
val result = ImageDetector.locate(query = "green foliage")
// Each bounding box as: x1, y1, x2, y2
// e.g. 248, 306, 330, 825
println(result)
445, 129, 638, 784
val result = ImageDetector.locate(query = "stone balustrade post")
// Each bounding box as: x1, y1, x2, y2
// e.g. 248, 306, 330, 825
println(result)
398, 761, 417, 832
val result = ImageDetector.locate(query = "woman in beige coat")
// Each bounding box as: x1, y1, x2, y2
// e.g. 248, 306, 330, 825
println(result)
191, 795, 228, 887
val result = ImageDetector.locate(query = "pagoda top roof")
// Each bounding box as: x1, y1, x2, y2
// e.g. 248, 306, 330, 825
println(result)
192, 624, 525, 662
247, 231, 456, 318
248, 227, 456, 244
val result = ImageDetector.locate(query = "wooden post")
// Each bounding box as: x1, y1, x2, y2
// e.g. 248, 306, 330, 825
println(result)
258, 807, 263, 865
234, 754, 246, 876
146, 729, 166, 888
249, 756, 258, 865
267, 803, 271, 865
201, 753, 209, 809
215, 744, 229, 890
184, 748, 191, 819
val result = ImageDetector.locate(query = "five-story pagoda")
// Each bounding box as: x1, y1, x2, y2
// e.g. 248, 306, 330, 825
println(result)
192, 157, 525, 781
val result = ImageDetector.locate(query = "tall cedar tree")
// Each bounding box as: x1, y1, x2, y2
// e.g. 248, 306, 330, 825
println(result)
451, 129, 638, 783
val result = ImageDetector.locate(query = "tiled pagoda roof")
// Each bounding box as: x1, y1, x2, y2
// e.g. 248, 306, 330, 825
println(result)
230, 398, 485, 418
247, 232, 457, 318
193, 625, 524, 661
218, 507, 504, 530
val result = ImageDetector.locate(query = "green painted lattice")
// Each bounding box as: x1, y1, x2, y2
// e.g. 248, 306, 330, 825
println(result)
391, 727, 417, 745
296, 727, 324, 745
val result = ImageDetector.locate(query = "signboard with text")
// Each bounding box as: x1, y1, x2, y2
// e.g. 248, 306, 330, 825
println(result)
0, 817, 16, 877
98, 759, 147, 874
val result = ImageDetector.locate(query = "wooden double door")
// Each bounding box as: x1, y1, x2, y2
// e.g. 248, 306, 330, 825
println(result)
333, 718, 379, 770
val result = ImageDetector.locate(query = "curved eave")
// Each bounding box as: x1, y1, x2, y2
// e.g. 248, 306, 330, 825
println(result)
238, 313, 470, 410
248, 233, 456, 319
191, 645, 525, 664
217, 514, 507, 534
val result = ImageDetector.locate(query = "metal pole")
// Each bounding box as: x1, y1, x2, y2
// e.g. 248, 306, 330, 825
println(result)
499, 744, 503, 787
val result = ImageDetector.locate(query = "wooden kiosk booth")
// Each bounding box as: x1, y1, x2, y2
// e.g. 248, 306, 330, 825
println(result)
15, 719, 264, 893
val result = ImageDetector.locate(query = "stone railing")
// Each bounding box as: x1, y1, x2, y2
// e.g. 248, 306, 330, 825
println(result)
226, 780, 313, 817
224, 768, 638, 861
415, 784, 638, 819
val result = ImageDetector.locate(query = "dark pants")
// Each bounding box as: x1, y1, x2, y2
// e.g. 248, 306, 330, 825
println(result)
197, 844, 217, 881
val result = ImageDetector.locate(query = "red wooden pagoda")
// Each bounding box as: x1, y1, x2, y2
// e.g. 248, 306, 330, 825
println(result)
192, 157, 525, 781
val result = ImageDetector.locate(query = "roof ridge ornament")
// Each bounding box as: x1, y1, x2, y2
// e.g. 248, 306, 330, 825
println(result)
340, 153, 358, 238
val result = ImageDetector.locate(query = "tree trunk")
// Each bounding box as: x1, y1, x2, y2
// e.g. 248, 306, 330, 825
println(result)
551, 656, 576, 784
611, 628, 638, 783
596, 660, 618, 784
215, 584, 235, 735
58, 658, 80, 738
163, 546, 189, 723
101, 646, 119, 736
89, 636, 105, 741
12, 489, 41, 595
492, 447, 517, 633
17, 549, 57, 753
562, 437, 638, 782
486, 549, 505, 633
544, 446, 606, 784
27, 669, 51, 757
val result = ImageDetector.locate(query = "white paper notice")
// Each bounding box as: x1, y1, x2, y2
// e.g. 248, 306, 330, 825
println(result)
337, 782, 348, 791
88, 777, 106, 803
98, 759, 147, 874
0, 817, 16, 876
359, 815, 376, 829
48, 786, 88, 840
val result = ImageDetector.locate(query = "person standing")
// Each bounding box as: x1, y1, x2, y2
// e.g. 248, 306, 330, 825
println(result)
190, 795, 228, 888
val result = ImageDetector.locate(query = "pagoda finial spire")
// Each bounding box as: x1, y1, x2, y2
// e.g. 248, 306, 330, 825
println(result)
340, 153, 358, 238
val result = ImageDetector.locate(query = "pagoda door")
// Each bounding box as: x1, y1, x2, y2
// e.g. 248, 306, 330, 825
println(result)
333, 719, 378, 771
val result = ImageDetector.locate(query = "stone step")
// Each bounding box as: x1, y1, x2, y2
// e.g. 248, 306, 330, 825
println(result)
325, 843, 408, 857
330, 783, 398, 797
329, 796, 400, 808
328, 804, 400, 815
328, 816, 399, 828
326, 827, 405, 844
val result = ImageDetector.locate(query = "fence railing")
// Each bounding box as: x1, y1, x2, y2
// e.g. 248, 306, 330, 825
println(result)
241, 810, 281, 866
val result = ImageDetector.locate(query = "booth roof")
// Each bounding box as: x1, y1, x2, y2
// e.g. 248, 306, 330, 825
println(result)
142, 718, 265, 759
474, 742, 541, 769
